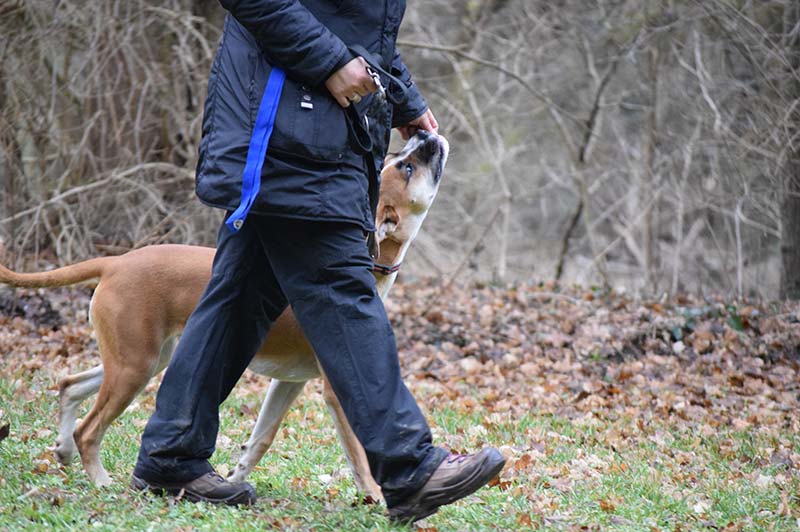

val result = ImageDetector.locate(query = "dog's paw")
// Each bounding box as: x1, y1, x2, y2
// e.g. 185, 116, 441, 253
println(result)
92, 471, 113, 487
53, 441, 77, 465
227, 464, 249, 484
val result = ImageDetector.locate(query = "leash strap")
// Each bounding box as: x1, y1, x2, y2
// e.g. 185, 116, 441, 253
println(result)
345, 105, 373, 155
343, 45, 410, 259
226, 67, 286, 232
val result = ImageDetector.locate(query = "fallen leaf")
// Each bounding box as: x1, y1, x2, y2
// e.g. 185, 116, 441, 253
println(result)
770, 450, 793, 469
19, 486, 41, 499
351, 495, 377, 507
691, 329, 715, 354
488, 476, 512, 490
516, 453, 533, 470
517, 512, 533, 527
599, 499, 616, 512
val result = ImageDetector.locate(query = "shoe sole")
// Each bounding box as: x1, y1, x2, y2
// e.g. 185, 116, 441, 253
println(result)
388, 449, 507, 523
131, 475, 256, 506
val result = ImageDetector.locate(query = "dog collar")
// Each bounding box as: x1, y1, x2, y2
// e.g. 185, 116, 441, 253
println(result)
372, 262, 402, 276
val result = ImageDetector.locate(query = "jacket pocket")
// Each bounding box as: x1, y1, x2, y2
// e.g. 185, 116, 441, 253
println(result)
251, 53, 354, 162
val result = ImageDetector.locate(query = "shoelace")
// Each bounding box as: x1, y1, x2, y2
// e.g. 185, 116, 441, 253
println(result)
446, 454, 470, 464
208, 472, 226, 484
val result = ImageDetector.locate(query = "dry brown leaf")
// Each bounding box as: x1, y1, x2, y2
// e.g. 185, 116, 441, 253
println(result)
778, 490, 792, 517
517, 512, 534, 528
599, 499, 616, 513
691, 329, 715, 354
487, 475, 512, 491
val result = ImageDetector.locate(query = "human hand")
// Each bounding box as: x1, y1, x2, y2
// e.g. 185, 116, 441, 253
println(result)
396, 108, 439, 140
325, 56, 378, 108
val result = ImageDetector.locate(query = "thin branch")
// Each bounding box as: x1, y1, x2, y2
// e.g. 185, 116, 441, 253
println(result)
397, 39, 586, 129
0, 163, 194, 226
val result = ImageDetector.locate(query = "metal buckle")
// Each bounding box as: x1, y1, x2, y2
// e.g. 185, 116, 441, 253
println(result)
366, 65, 386, 102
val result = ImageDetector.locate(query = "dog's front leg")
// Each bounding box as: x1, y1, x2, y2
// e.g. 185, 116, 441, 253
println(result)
321, 376, 384, 503
229, 378, 306, 483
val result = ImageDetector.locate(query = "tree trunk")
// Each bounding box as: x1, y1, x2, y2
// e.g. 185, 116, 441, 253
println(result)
781, 162, 800, 299
642, 45, 659, 290
780, 4, 800, 300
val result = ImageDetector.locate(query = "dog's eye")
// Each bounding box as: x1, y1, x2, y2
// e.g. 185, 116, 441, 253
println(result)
405, 164, 414, 179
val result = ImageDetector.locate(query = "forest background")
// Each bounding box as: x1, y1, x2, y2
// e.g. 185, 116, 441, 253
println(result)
2, 3, 800, 530
1, 0, 799, 300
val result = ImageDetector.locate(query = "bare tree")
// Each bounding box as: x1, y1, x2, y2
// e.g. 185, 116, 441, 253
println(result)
2, 0, 799, 300
781, 1, 800, 299
0, 0, 222, 266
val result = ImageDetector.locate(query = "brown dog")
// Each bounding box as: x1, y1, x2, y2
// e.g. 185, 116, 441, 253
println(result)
0, 133, 449, 501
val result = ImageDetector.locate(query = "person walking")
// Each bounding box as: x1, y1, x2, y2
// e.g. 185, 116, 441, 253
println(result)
131, 0, 504, 523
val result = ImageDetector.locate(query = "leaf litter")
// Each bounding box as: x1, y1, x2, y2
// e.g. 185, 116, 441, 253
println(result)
1, 281, 799, 528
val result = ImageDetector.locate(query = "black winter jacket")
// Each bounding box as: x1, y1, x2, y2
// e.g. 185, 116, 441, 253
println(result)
195, 0, 428, 231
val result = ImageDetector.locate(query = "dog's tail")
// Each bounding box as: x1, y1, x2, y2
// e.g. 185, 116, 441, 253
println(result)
0, 257, 112, 288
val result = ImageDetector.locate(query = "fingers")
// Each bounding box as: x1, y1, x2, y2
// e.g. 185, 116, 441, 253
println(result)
324, 56, 379, 109
396, 110, 439, 139
416, 115, 432, 132
359, 79, 376, 97
416, 110, 438, 133
334, 93, 351, 108
427, 110, 439, 133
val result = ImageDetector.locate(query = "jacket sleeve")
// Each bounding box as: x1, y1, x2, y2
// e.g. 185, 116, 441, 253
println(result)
390, 49, 428, 128
219, 0, 353, 87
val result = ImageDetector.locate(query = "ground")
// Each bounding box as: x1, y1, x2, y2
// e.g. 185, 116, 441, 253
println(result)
0, 280, 799, 531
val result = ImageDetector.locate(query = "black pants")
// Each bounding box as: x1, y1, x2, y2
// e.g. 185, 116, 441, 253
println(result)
133, 215, 446, 506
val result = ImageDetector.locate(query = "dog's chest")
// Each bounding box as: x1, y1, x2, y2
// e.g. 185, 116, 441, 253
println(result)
247, 356, 321, 382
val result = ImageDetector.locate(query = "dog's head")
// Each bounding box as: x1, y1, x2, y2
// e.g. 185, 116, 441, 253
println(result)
376, 130, 448, 268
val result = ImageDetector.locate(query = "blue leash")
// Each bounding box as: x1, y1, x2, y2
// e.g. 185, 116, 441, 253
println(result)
226, 67, 286, 232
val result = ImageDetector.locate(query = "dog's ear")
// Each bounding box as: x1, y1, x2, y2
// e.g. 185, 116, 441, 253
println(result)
377, 205, 399, 241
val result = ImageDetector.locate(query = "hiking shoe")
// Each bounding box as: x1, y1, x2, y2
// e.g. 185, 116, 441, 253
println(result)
388, 447, 506, 523
131, 471, 257, 506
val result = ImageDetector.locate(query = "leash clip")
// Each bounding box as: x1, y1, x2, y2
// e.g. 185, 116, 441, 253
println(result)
349, 45, 409, 107
366, 65, 386, 102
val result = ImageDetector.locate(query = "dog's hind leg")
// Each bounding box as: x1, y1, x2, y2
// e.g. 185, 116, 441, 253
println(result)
322, 377, 383, 502
54, 365, 104, 465
74, 365, 156, 486
73, 330, 168, 486
228, 378, 305, 483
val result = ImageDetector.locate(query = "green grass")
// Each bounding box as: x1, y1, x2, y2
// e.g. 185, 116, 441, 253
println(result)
1, 368, 798, 531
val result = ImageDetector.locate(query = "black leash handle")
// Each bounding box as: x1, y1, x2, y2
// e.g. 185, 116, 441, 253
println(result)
345, 105, 373, 155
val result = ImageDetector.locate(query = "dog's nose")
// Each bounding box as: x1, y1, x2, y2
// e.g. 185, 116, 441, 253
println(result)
414, 130, 431, 141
